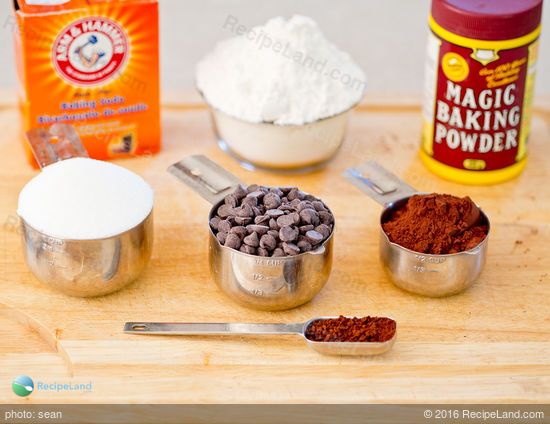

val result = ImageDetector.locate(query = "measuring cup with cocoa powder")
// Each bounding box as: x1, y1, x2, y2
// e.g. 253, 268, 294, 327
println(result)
124, 315, 397, 356
345, 161, 490, 297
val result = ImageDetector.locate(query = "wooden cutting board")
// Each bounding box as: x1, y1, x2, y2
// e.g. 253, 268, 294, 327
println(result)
1, 93, 549, 403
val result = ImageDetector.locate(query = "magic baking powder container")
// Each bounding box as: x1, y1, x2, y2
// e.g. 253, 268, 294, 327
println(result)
421, 0, 543, 184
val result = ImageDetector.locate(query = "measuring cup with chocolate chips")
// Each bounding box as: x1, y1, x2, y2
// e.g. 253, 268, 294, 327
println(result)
169, 155, 335, 310
345, 161, 490, 297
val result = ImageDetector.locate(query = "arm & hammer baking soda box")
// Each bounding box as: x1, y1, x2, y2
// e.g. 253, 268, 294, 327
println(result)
11, 0, 160, 166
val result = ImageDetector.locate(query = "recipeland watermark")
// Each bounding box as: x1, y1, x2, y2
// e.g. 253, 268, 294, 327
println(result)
11, 375, 93, 398
222, 14, 367, 94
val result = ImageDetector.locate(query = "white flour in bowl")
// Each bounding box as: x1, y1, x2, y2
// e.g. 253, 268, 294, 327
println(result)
196, 15, 366, 125
18, 158, 154, 240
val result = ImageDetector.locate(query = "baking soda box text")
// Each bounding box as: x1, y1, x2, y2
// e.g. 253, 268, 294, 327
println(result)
11, 0, 160, 166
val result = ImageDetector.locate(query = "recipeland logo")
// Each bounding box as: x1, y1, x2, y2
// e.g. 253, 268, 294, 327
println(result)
11, 375, 93, 397
12, 376, 34, 397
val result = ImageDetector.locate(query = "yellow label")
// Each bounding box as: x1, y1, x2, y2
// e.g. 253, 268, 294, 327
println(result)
442, 52, 469, 82
463, 159, 486, 170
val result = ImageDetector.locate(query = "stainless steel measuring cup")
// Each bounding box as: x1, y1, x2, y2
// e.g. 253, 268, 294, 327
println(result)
124, 317, 396, 356
20, 124, 153, 297
168, 155, 334, 311
344, 161, 490, 297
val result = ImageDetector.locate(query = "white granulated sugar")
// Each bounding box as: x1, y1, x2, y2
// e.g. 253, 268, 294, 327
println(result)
18, 158, 154, 240
196, 15, 366, 125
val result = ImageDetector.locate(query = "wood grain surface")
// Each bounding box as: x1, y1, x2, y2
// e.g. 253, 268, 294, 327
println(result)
1, 95, 549, 403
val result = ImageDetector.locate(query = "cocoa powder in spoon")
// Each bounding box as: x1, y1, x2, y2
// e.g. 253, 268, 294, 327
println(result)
305, 316, 396, 343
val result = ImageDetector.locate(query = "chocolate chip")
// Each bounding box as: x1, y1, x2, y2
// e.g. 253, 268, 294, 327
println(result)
287, 188, 299, 200
263, 193, 281, 209
312, 201, 327, 212
254, 214, 270, 225
246, 184, 260, 193
246, 224, 269, 236
234, 185, 248, 200
237, 204, 254, 218
267, 230, 279, 239
269, 218, 279, 230
296, 201, 315, 212
319, 211, 334, 225
305, 230, 324, 245
266, 209, 284, 218
260, 234, 277, 250
217, 204, 234, 218
209, 217, 221, 230
299, 209, 320, 226
246, 190, 265, 200
218, 219, 232, 233
315, 224, 332, 238
280, 186, 296, 194
234, 216, 252, 226
277, 212, 300, 228
240, 244, 256, 255
224, 233, 241, 249
269, 187, 284, 197
230, 226, 248, 239
288, 188, 306, 201
290, 199, 302, 209
297, 240, 313, 252
243, 232, 260, 247
276, 214, 293, 228
272, 248, 285, 257
241, 196, 258, 208
279, 203, 295, 212
279, 226, 299, 242
282, 242, 300, 256
216, 231, 228, 244
299, 224, 314, 234
224, 193, 239, 208
257, 247, 269, 257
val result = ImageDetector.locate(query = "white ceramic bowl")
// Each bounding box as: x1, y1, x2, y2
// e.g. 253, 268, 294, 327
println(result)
208, 106, 354, 172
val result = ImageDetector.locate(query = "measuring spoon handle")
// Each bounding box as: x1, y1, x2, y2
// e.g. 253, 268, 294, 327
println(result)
344, 161, 417, 206
168, 155, 243, 205
124, 322, 304, 336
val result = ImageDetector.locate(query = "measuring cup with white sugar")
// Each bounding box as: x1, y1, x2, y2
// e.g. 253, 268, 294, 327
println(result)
344, 161, 490, 297
168, 155, 334, 311
124, 316, 397, 356
18, 124, 153, 297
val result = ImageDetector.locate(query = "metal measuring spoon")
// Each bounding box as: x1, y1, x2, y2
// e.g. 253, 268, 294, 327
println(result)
124, 317, 396, 356
344, 161, 490, 297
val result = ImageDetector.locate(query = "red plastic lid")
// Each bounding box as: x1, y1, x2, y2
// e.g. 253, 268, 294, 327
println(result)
432, 0, 543, 41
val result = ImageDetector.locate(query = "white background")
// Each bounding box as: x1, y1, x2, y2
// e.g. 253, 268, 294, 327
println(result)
1, 0, 549, 96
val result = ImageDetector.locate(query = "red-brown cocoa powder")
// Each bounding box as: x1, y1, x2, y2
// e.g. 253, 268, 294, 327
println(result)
382, 193, 487, 254
305, 316, 396, 343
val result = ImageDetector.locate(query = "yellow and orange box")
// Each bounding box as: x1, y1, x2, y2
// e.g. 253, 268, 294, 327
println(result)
12, 0, 161, 166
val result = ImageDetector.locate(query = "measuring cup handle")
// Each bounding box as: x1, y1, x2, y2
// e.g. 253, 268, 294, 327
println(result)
124, 322, 304, 335
168, 155, 243, 205
26, 124, 89, 169
344, 161, 417, 206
